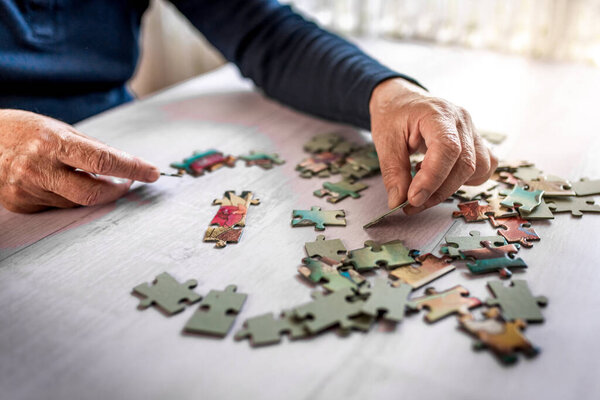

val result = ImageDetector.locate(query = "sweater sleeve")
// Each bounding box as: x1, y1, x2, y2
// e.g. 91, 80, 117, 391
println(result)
169, 0, 425, 130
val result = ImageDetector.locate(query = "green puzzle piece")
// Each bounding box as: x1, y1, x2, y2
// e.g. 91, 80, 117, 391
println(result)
442, 231, 507, 258
299, 257, 364, 292
518, 198, 554, 220
571, 178, 600, 196
239, 151, 284, 169
346, 239, 415, 272
292, 206, 346, 231
546, 196, 600, 217
132, 272, 201, 315
304, 235, 347, 261
183, 285, 247, 337
235, 311, 309, 347
359, 279, 415, 323
466, 256, 527, 279
500, 186, 544, 212
314, 179, 368, 203
303, 133, 343, 153
486, 280, 548, 323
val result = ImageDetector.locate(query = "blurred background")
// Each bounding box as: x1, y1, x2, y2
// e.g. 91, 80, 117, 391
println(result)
130, 0, 600, 96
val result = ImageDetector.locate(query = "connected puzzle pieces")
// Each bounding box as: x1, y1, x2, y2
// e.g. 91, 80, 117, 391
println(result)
314, 179, 368, 203
298, 257, 364, 292
292, 206, 346, 231
204, 191, 260, 248
500, 186, 544, 213
239, 151, 285, 169
184, 285, 247, 337
459, 308, 539, 364
170, 149, 236, 177
305, 235, 347, 262
235, 311, 308, 346
132, 272, 201, 315
389, 253, 456, 289
546, 196, 600, 217
452, 201, 492, 222
442, 231, 506, 257
460, 241, 527, 278
412, 285, 481, 323
346, 239, 415, 272
359, 279, 415, 323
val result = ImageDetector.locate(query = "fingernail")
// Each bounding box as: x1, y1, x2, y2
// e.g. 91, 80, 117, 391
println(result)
388, 186, 401, 208
411, 189, 430, 207
110, 177, 131, 185
146, 167, 160, 182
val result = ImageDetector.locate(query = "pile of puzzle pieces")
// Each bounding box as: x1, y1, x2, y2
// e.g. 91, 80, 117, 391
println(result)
297, 133, 381, 203
169, 149, 284, 176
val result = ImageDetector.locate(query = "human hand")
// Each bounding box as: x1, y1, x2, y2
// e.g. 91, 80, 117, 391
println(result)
0, 109, 160, 213
369, 78, 498, 215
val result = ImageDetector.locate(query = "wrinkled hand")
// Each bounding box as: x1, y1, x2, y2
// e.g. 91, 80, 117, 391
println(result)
0, 109, 160, 213
369, 78, 498, 215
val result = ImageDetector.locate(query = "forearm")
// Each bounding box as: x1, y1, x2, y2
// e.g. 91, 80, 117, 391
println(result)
170, 0, 424, 130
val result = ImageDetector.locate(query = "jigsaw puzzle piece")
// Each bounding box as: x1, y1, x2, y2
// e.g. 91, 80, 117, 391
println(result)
170, 149, 236, 177
292, 288, 367, 334
486, 280, 547, 323
452, 201, 492, 222
412, 285, 481, 323
296, 151, 344, 178
304, 133, 343, 153
183, 285, 247, 337
314, 179, 368, 203
546, 196, 600, 217
359, 279, 416, 322
298, 257, 363, 292
239, 151, 285, 169
518, 198, 554, 220
453, 180, 498, 201
346, 240, 415, 272
442, 231, 506, 257
571, 178, 600, 196
210, 205, 247, 227
466, 255, 527, 279
500, 186, 543, 212
496, 160, 534, 173
235, 311, 309, 347
513, 166, 543, 182
389, 253, 456, 289
524, 176, 575, 197
291, 206, 346, 231
459, 308, 539, 364
212, 190, 260, 208
203, 226, 243, 248
484, 190, 518, 218
489, 216, 540, 247
305, 235, 347, 262
132, 272, 201, 315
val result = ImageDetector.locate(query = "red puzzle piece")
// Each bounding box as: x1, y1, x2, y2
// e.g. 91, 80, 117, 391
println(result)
452, 201, 492, 222
489, 216, 540, 248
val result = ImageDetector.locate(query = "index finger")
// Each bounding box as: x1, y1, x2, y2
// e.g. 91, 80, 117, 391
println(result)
407, 118, 462, 207
56, 134, 159, 182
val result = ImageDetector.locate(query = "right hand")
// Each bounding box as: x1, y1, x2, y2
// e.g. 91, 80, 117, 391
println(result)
0, 109, 160, 213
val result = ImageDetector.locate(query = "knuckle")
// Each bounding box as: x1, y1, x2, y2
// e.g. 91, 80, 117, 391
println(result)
458, 156, 477, 175
439, 136, 462, 156
90, 148, 114, 174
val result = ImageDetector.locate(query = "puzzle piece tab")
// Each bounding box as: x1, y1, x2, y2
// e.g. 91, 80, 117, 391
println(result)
442, 231, 506, 257
546, 196, 600, 217
235, 311, 309, 347
500, 186, 544, 212
346, 240, 415, 272
389, 253, 456, 289
183, 285, 247, 337
489, 216, 540, 247
412, 285, 481, 323
452, 201, 492, 222
314, 179, 368, 203
132, 272, 201, 315
292, 206, 346, 231
486, 280, 547, 323
459, 308, 539, 364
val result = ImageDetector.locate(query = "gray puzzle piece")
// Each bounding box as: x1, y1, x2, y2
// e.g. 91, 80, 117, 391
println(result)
486, 280, 547, 323
133, 272, 201, 315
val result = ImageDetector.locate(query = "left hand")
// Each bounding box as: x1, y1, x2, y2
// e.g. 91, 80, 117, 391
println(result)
369, 77, 498, 215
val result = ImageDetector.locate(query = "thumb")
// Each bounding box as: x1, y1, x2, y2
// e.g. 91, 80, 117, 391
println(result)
373, 134, 412, 209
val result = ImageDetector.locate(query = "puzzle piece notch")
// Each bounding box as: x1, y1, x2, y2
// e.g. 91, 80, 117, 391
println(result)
359, 279, 416, 322
235, 311, 309, 347
412, 285, 481, 323
298, 257, 363, 292
486, 280, 547, 323
546, 196, 600, 217
571, 178, 600, 196
389, 253, 456, 289
459, 308, 539, 364
346, 239, 415, 272
314, 179, 368, 203
132, 272, 201, 315
183, 285, 247, 337
292, 206, 346, 231
292, 288, 369, 334
304, 235, 347, 262
452, 201, 492, 222
500, 186, 544, 213
442, 231, 507, 258
489, 216, 540, 248
239, 151, 285, 169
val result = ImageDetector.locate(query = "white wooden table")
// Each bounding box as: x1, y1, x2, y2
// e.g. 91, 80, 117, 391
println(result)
2, 39, 600, 400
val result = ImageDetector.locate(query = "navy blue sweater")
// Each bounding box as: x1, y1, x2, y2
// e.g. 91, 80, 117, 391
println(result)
0, 0, 422, 129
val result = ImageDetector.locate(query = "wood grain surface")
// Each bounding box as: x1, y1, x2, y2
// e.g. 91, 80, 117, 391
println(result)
1, 39, 599, 400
